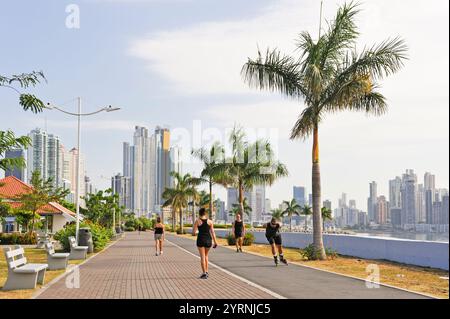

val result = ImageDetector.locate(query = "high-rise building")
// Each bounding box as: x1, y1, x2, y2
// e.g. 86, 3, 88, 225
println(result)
132, 126, 152, 217
367, 181, 377, 222
416, 184, 425, 223
254, 185, 266, 222
323, 200, 332, 211
389, 177, 402, 208
154, 127, 171, 210
111, 173, 132, 211
424, 172, 436, 193
339, 193, 347, 208
4, 149, 27, 181
27, 128, 48, 181
401, 170, 417, 226
293, 186, 306, 207
265, 198, 272, 213
441, 195, 449, 225
308, 193, 313, 206
425, 189, 434, 224
375, 196, 388, 225
169, 146, 183, 187
349, 199, 356, 209
47, 134, 62, 186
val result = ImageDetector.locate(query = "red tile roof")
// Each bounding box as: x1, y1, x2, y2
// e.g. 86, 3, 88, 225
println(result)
0, 176, 75, 216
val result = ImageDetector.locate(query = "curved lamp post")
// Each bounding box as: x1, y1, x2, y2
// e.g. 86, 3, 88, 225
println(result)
46, 97, 120, 244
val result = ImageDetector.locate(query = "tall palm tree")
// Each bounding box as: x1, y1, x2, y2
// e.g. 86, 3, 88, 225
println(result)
192, 143, 229, 220
242, 2, 407, 259
223, 126, 288, 217
300, 205, 313, 231
162, 172, 198, 233
271, 208, 283, 221
321, 206, 333, 231
282, 199, 301, 232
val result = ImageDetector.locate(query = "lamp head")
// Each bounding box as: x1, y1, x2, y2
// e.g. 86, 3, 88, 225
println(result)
105, 105, 121, 112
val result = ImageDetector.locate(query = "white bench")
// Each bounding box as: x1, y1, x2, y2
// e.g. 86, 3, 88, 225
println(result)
68, 236, 88, 260
2, 245, 48, 291
45, 242, 70, 270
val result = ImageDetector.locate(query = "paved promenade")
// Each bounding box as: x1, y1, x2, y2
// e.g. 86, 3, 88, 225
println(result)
36, 232, 273, 299
35, 231, 429, 299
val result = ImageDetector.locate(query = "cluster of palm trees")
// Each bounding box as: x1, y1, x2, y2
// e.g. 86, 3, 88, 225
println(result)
162, 126, 288, 233
272, 198, 332, 232
163, 2, 407, 260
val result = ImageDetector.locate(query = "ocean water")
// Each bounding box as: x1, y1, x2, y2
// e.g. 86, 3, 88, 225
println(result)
351, 231, 449, 242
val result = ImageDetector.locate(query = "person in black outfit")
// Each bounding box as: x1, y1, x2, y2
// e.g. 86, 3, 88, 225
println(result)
231, 213, 246, 252
192, 208, 218, 279
153, 216, 165, 256
265, 217, 288, 266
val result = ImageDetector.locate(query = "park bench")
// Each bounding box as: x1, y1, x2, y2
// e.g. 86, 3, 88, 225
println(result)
2, 245, 48, 291
68, 236, 88, 260
45, 242, 70, 270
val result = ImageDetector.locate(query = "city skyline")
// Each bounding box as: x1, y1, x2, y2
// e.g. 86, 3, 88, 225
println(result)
1, 0, 448, 211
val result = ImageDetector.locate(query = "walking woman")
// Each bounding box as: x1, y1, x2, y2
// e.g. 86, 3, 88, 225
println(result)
231, 213, 246, 252
265, 217, 288, 266
154, 216, 165, 256
192, 208, 218, 279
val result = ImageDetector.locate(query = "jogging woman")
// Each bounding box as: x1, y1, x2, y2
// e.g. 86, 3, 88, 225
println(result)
192, 208, 218, 279
231, 214, 246, 252
265, 217, 288, 266
154, 217, 165, 256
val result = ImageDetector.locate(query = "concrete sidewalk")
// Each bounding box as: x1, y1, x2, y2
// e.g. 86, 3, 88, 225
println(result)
166, 234, 430, 299
35, 232, 274, 299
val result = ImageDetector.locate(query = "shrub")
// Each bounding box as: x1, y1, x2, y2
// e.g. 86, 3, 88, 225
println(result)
176, 228, 187, 235
124, 226, 135, 232
300, 244, 338, 260
54, 222, 113, 252
226, 232, 254, 246
0, 232, 37, 245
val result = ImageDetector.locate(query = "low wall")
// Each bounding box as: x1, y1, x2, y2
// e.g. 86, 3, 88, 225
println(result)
211, 229, 449, 270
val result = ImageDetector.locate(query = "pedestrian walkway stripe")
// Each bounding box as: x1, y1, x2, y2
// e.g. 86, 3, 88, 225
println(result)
166, 239, 286, 300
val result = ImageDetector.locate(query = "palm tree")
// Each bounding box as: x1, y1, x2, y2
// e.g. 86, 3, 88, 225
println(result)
321, 206, 333, 231
271, 208, 283, 221
300, 205, 313, 231
223, 126, 288, 218
282, 199, 301, 232
230, 197, 252, 218
162, 172, 197, 233
192, 143, 229, 220
242, 2, 407, 259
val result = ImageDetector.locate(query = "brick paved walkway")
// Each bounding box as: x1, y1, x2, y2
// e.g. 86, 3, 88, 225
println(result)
35, 232, 274, 299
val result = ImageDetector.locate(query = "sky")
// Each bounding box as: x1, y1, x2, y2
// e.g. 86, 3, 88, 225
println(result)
1, 0, 449, 210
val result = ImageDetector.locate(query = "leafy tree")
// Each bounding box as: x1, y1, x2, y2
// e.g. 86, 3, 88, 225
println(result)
83, 189, 119, 228
1, 72, 46, 174
59, 199, 77, 212
162, 172, 198, 233
321, 206, 333, 231
13, 209, 40, 232
242, 2, 407, 259
0, 198, 11, 224
282, 199, 301, 232
15, 171, 69, 233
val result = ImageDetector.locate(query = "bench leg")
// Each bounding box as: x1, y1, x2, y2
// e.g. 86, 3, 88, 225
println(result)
37, 269, 46, 285
48, 257, 69, 270
2, 271, 38, 291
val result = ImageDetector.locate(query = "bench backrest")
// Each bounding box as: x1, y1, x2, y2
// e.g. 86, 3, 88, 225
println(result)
3, 245, 27, 270
68, 236, 77, 248
45, 242, 55, 255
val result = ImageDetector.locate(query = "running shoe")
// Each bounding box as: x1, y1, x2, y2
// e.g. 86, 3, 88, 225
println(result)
160, 251, 164, 255
239, 248, 243, 253
200, 273, 208, 279
155, 252, 159, 256
273, 256, 279, 266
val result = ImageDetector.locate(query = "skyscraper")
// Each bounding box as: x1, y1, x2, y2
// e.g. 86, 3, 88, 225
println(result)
112, 173, 132, 211
169, 146, 183, 187
375, 196, 388, 225
424, 172, 436, 225
401, 170, 417, 226
367, 181, 377, 222
293, 186, 306, 207
323, 200, 332, 211
389, 177, 402, 209
154, 126, 171, 210
4, 149, 27, 181
27, 128, 47, 181
132, 126, 152, 217
47, 134, 62, 187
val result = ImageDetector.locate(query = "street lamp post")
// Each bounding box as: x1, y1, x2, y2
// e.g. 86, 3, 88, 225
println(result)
46, 97, 120, 244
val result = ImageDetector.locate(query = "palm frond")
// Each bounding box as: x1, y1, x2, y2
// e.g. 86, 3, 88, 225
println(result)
290, 106, 318, 139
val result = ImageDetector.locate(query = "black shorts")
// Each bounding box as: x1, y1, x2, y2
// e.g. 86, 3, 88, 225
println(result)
266, 235, 282, 245
234, 231, 244, 238
196, 236, 212, 248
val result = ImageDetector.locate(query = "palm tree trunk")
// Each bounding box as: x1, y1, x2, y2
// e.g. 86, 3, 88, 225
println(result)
192, 200, 196, 224
209, 179, 214, 221
305, 216, 308, 231
238, 180, 244, 218
172, 208, 176, 231
290, 216, 292, 232
312, 125, 326, 260
179, 208, 184, 233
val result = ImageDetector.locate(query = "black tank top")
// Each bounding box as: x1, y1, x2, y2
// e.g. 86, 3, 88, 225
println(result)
265, 223, 280, 237
198, 219, 211, 238
154, 226, 164, 234
234, 221, 243, 233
